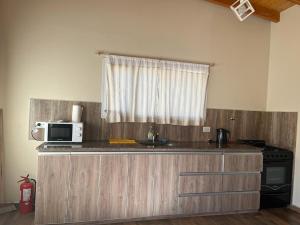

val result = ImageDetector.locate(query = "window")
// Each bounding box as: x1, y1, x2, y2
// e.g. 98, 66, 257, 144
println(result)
101, 55, 210, 126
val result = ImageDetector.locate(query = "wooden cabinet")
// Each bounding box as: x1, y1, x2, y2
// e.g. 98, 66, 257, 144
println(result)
178, 195, 222, 214
222, 192, 260, 212
67, 155, 101, 222
152, 155, 179, 216
223, 174, 261, 192
0, 110, 3, 202
35, 155, 70, 225
97, 155, 129, 220
127, 155, 155, 218
35, 151, 263, 224
179, 154, 223, 173
179, 175, 222, 194
177, 154, 223, 216
224, 153, 263, 172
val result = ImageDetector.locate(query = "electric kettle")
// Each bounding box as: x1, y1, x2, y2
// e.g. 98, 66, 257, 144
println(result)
216, 128, 230, 147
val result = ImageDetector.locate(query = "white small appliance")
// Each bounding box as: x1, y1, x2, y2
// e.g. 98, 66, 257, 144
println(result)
72, 105, 83, 123
35, 122, 83, 143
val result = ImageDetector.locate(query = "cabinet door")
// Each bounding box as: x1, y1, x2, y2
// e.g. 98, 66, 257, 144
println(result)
97, 155, 129, 220
178, 195, 222, 214
127, 155, 155, 218
67, 155, 101, 222
0, 110, 3, 202
223, 173, 261, 192
179, 154, 223, 173
35, 155, 70, 225
222, 192, 260, 212
224, 153, 263, 172
179, 175, 222, 194
152, 155, 179, 216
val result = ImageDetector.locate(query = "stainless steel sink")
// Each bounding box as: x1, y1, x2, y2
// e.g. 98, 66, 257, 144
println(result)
139, 140, 174, 147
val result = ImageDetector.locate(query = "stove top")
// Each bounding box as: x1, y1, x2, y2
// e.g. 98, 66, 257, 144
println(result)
237, 139, 293, 160
237, 139, 266, 148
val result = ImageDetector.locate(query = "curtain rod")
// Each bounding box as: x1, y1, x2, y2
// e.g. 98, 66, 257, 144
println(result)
96, 51, 215, 67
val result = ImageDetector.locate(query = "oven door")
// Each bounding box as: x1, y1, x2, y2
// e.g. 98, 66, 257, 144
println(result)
261, 160, 292, 193
260, 192, 291, 208
47, 124, 73, 142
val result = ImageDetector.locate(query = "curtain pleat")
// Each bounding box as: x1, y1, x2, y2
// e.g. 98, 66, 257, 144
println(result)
101, 55, 209, 126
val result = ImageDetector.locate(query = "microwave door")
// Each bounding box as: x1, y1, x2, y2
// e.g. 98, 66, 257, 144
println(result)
48, 124, 73, 142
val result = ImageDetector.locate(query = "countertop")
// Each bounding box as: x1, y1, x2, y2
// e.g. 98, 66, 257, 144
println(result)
36, 141, 262, 154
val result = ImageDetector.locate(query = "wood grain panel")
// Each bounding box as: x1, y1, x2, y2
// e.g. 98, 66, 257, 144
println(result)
97, 155, 129, 220
179, 154, 223, 173
252, 0, 294, 11
28, 99, 297, 151
179, 175, 222, 194
127, 155, 155, 218
224, 153, 263, 172
178, 195, 222, 214
35, 155, 70, 224
259, 111, 297, 151
222, 192, 260, 212
152, 155, 179, 216
0, 109, 4, 202
29, 98, 101, 141
223, 174, 261, 192
67, 155, 101, 222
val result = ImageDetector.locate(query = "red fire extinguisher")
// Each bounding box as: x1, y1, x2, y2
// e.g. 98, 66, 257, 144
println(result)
18, 174, 36, 214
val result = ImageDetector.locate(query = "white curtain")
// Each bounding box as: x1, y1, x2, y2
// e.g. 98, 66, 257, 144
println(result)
101, 55, 210, 126
156, 61, 209, 126
101, 55, 159, 123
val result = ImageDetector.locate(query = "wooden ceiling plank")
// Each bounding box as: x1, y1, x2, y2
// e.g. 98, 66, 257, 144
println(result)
287, 0, 300, 4
252, 0, 294, 12
206, 0, 280, 22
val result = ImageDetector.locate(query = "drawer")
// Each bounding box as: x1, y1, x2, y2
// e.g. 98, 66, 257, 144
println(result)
179, 175, 222, 194
222, 173, 261, 192
178, 194, 222, 214
179, 154, 223, 173
224, 154, 263, 172
222, 192, 260, 212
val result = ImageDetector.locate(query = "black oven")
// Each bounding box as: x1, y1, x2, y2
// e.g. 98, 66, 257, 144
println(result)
260, 148, 293, 208
237, 140, 294, 209
262, 159, 292, 193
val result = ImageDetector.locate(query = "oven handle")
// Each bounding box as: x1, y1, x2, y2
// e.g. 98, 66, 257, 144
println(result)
261, 184, 291, 191
263, 160, 292, 163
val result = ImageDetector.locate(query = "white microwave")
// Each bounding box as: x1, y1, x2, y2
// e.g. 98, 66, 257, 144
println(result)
35, 122, 83, 143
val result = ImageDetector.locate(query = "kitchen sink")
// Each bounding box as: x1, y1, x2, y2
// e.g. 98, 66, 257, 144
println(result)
139, 140, 174, 147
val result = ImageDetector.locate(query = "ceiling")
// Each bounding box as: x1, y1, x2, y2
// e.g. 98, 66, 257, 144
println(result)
207, 0, 299, 22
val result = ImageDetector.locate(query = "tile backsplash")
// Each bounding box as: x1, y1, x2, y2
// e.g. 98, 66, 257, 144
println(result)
29, 99, 298, 151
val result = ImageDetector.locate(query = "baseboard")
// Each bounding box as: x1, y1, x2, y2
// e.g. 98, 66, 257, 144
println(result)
288, 205, 300, 213
0, 204, 17, 214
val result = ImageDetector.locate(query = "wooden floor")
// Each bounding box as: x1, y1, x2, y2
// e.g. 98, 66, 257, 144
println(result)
1, 208, 300, 225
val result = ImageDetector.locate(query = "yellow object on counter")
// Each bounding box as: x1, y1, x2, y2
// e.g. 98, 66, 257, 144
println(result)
109, 139, 137, 144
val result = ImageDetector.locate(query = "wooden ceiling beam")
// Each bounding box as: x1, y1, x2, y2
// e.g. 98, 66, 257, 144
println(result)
287, 0, 300, 4
206, 0, 280, 22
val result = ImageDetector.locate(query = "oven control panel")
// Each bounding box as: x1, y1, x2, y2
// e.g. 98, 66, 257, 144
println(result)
263, 149, 293, 161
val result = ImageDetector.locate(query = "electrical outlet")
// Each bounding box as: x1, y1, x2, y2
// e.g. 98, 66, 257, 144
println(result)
203, 126, 211, 133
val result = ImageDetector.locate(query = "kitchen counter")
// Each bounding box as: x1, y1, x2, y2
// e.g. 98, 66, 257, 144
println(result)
36, 141, 262, 154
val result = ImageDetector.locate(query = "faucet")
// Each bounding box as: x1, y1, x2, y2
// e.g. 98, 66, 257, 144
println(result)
147, 125, 159, 143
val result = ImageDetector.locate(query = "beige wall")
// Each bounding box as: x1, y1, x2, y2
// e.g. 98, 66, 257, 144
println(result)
2, 0, 271, 202
267, 5, 300, 207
